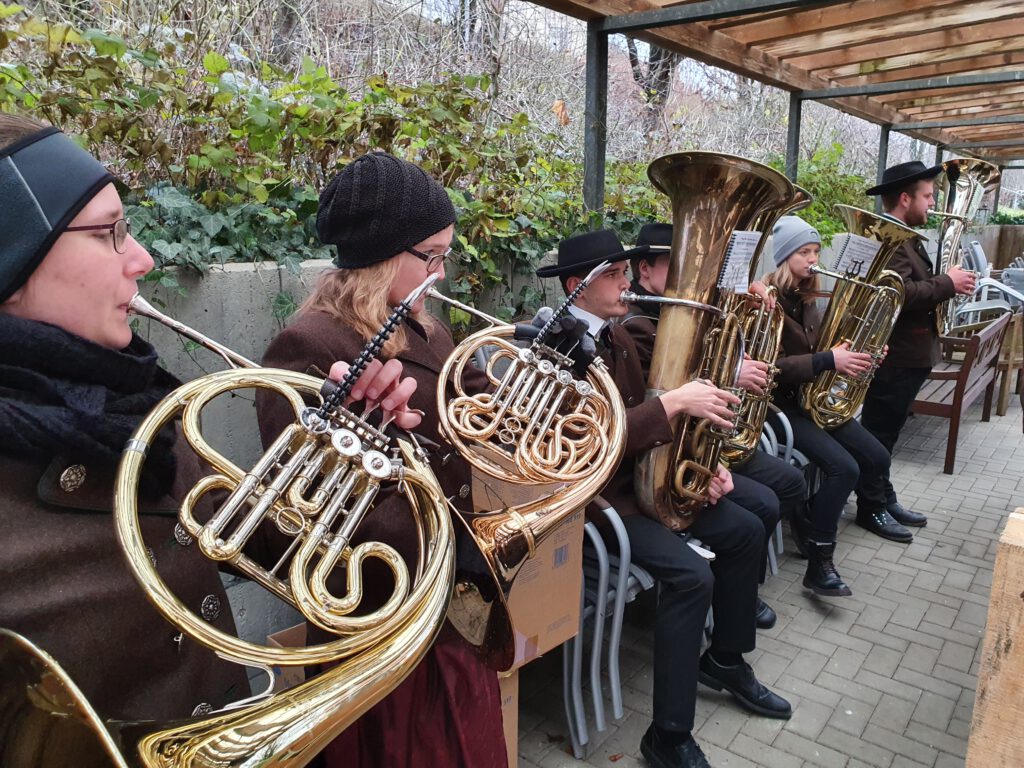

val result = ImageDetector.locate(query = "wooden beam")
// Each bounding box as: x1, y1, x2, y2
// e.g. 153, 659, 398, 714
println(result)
877, 84, 1024, 107
783, 18, 1018, 71
902, 103, 1024, 121
827, 51, 1024, 86
966, 509, 1024, 768
901, 95, 1024, 117
758, 0, 1021, 60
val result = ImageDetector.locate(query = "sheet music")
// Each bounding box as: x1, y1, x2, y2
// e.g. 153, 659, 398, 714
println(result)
717, 231, 762, 293
832, 233, 881, 278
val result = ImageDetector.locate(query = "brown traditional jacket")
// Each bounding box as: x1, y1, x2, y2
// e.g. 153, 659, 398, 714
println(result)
883, 236, 956, 369
598, 324, 675, 518
773, 289, 825, 407
0, 440, 249, 723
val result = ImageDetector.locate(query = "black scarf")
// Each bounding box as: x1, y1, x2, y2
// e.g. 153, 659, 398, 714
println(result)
0, 314, 181, 499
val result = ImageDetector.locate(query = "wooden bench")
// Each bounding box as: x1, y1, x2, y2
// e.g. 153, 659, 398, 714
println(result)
911, 312, 1011, 474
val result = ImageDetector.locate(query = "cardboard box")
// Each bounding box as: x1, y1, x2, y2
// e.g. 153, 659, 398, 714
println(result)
499, 670, 519, 766
266, 622, 307, 693
505, 508, 584, 671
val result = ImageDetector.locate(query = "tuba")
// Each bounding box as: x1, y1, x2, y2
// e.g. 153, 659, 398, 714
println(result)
633, 152, 795, 531
800, 205, 916, 429
932, 158, 1000, 335
1, 277, 455, 767
427, 262, 627, 670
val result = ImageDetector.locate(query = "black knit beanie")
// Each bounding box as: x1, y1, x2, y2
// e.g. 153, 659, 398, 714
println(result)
316, 152, 457, 269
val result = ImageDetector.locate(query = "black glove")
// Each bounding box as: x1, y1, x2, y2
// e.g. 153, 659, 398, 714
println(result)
513, 308, 598, 377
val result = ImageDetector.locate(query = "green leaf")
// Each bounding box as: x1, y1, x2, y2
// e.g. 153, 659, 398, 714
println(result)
202, 51, 230, 76
84, 29, 127, 58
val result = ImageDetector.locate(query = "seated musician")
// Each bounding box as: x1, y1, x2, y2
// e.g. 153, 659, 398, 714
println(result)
624, 222, 807, 630
763, 215, 903, 596
0, 116, 419, 731
255, 151, 508, 768
537, 229, 792, 768
858, 162, 977, 529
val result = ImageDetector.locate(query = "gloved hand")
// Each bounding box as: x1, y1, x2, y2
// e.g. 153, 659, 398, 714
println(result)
514, 307, 598, 377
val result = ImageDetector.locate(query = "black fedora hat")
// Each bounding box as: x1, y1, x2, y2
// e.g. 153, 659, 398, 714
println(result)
865, 160, 943, 196
536, 229, 648, 278
636, 222, 672, 252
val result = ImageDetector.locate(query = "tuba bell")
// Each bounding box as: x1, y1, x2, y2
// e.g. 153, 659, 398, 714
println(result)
1, 277, 455, 767
932, 158, 1000, 335
633, 151, 796, 531
426, 262, 627, 670
800, 205, 916, 429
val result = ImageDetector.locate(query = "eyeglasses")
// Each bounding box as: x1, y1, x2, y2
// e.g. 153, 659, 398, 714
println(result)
64, 218, 132, 254
407, 245, 454, 272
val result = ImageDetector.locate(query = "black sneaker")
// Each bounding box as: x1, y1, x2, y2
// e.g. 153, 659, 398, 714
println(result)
640, 725, 711, 768
755, 597, 777, 629
698, 652, 792, 719
856, 508, 913, 543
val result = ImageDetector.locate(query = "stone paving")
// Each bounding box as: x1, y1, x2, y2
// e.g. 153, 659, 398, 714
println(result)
518, 394, 1024, 768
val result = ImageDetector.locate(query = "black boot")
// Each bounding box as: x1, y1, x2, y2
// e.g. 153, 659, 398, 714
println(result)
803, 541, 852, 597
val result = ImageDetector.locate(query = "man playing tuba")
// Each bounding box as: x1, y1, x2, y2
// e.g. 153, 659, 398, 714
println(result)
536, 229, 792, 768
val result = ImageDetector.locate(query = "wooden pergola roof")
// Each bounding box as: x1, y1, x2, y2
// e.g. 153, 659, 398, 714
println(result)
524, 0, 1024, 208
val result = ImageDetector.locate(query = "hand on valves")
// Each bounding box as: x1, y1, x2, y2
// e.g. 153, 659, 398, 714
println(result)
328, 358, 423, 430
947, 265, 977, 296
659, 380, 740, 431
831, 341, 874, 378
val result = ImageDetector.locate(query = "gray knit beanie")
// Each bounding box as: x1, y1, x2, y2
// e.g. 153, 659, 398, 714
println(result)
772, 216, 820, 267
317, 152, 456, 269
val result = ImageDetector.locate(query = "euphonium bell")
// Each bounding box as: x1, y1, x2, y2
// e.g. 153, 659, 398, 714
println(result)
427, 263, 627, 670
0, 277, 456, 767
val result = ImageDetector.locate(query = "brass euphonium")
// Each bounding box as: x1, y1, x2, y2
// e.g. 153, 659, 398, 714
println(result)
427, 262, 627, 670
634, 152, 795, 531
800, 205, 917, 429
932, 158, 1000, 334
1, 276, 455, 767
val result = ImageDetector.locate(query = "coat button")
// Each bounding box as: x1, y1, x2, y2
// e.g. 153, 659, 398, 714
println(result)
200, 595, 222, 622
622, 350, 629, 359
458, 484, 471, 499
59, 464, 87, 492
146, 547, 157, 567
627, 396, 635, 405
174, 523, 194, 547
441, 452, 453, 467
191, 702, 214, 717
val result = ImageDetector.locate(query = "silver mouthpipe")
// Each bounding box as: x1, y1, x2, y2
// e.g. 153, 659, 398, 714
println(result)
128, 293, 258, 369
620, 290, 724, 318
426, 288, 510, 327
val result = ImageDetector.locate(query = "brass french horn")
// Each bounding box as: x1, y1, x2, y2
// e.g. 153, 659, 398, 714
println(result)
0, 276, 455, 767
427, 262, 627, 670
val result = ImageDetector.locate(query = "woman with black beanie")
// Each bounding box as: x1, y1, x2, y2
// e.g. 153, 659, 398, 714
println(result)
256, 151, 508, 768
0, 114, 418, 746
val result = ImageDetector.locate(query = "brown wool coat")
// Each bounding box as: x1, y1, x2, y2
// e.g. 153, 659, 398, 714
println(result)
598, 324, 675, 518
883, 237, 956, 369
0, 439, 249, 723
773, 290, 825, 407
256, 308, 506, 768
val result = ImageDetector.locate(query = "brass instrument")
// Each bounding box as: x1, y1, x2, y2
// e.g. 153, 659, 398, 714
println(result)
427, 263, 627, 670
1, 278, 455, 767
800, 205, 917, 429
634, 151, 796, 531
932, 158, 1000, 334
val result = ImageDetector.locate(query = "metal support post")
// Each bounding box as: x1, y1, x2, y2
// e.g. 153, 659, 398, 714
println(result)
584, 21, 608, 217
875, 124, 891, 213
785, 93, 801, 182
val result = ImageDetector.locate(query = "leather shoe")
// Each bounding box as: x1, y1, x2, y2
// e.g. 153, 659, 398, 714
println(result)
755, 597, 777, 629
640, 725, 711, 768
698, 652, 792, 719
887, 502, 927, 527
856, 508, 913, 543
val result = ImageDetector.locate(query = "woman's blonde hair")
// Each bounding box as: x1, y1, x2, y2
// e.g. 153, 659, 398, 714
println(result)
300, 258, 434, 357
763, 258, 820, 304
0, 113, 48, 151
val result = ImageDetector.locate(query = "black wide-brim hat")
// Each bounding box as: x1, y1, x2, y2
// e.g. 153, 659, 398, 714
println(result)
865, 160, 943, 196
636, 222, 672, 252
536, 229, 648, 278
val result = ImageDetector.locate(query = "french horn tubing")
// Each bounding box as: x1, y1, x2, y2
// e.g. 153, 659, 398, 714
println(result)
1, 276, 455, 767
427, 263, 627, 671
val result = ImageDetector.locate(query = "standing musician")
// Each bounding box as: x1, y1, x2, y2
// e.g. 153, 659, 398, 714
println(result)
0, 117, 420, 728
625, 222, 807, 629
255, 151, 508, 768
763, 216, 898, 596
857, 162, 978, 529
537, 229, 792, 768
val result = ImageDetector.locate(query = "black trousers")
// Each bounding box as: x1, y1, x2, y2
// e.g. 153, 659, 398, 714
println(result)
729, 450, 802, 581
782, 405, 890, 541
856, 365, 931, 506
622, 498, 763, 732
